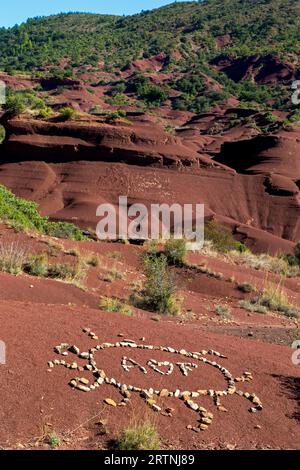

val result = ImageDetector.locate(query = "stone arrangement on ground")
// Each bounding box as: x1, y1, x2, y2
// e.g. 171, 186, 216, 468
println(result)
48, 328, 263, 433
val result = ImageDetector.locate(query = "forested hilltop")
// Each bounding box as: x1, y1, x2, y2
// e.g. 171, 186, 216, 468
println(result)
0, 0, 299, 114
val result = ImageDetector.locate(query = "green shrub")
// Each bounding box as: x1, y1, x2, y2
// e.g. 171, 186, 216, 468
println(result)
107, 81, 126, 96
285, 109, 300, 124
204, 221, 247, 253
215, 304, 232, 319
0, 125, 6, 143
38, 107, 51, 119
137, 83, 168, 106
48, 432, 60, 449
4, 90, 49, 117
59, 107, 76, 121
164, 238, 187, 265
106, 93, 129, 106
45, 221, 85, 241
264, 111, 278, 124
282, 253, 298, 266
117, 420, 161, 450
0, 185, 86, 241
24, 252, 48, 277
3, 93, 25, 117
107, 109, 127, 120
237, 282, 256, 293
132, 254, 180, 315
99, 297, 132, 316
47, 260, 86, 282
283, 243, 300, 267
173, 74, 206, 95
239, 299, 268, 314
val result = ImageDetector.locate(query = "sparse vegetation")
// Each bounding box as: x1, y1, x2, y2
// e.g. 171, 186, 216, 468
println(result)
117, 419, 161, 450
24, 252, 49, 277
0, 241, 28, 275
240, 280, 300, 318
239, 299, 268, 314
164, 238, 187, 266
3, 89, 49, 117
85, 254, 100, 267
59, 106, 77, 121
204, 222, 248, 253
215, 304, 232, 319
0, 185, 86, 241
102, 266, 123, 282
258, 283, 300, 318
107, 250, 123, 261
237, 282, 256, 293
9, 247, 88, 285
3, 93, 25, 117
131, 253, 180, 316
0, 125, 6, 143
47, 260, 87, 283
99, 297, 133, 316
48, 432, 60, 449
229, 250, 300, 277
283, 242, 300, 268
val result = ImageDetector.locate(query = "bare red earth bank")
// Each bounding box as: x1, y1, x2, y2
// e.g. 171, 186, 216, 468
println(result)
0, 67, 299, 254
0, 64, 299, 450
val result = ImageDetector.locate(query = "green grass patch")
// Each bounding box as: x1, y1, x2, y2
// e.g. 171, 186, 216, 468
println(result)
0, 185, 86, 241
204, 221, 248, 253
99, 297, 133, 316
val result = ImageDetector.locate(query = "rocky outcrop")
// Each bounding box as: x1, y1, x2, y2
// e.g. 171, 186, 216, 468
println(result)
2, 118, 229, 170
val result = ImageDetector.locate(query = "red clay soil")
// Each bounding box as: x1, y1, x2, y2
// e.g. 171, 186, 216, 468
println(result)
0, 301, 299, 450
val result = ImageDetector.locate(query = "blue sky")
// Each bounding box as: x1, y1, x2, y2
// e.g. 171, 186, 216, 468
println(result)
1, 1, 184, 28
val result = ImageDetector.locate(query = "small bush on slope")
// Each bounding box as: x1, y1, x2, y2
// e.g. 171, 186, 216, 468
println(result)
117, 420, 161, 450
0, 241, 28, 274
215, 304, 232, 319
0, 125, 6, 143
258, 284, 300, 319
47, 261, 87, 283
0, 185, 86, 241
3, 90, 49, 118
284, 242, 300, 267
132, 253, 180, 316
59, 106, 76, 121
2, 246, 87, 286
240, 280, 300, 318
99, 297, 132, 316
24, 252, 49, 277
164, 238, 187, 266
204, 221, 247, 253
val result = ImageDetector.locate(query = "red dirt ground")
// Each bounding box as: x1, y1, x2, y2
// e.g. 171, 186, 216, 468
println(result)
0, 301, 299, 450
0, 226, 299, 450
